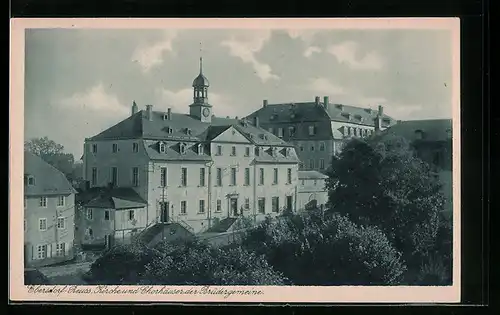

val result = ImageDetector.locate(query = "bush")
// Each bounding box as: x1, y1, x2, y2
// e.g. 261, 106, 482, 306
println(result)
241, 211, 406, 285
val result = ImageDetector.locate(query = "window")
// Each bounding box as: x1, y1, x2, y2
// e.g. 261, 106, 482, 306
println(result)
57, 217, 65, 229
216, 145, 222, 156
159, 142, 166, 153
112, 143, 118, 153
91, 167, 98, 186
319, 142, 325, 151
258, 198, 266, 214
273, 168, 278, 184
129, 210, 135, 221
57, 196, 65, 207
111, 167, 118, 185
309, 159, 314, 169
85, 228, 93, 237
39, 196, 47, 208
289, 126, 296, 137
181, 168, 187, 186
132, 167, 139, 186
299, 145, 304, 151
244, 198, 250, 210
272, 197, 280, 212
216, 168, 222, 186
104, 210, 110, 220
231, 146, 237, 156
301, 179, 305, 185
56, 243, 66, 257
92, 144, 97, 153
278, 128, 284, 138
259, 168, 264, 185
314, 179, 318, 186
199, 168, 206, 186
308, 125, 316, 136
310, 144, 315, 151
255, 147, 260, 156
245, 147, 250, 157
198, 144, 204, 155
230, 168, 237, 186
287, 168, 292, 184
38, 218, 47, 231
244, 168, 250, 186
268, 127, 274, 134
86, 208, 93, 220
160, 167, 167, 187
37, 244, 47, 259
24, 175, 35, 186
132, 142, 139, 153
180, 201, 187, 215
199, 200, 205, 214
216, 200, 222, 212
320, 159, 325, 170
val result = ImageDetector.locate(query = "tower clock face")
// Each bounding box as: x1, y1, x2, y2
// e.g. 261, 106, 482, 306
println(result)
202, 107, 210, 117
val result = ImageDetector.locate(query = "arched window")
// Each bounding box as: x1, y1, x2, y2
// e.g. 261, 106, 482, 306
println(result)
198, 144, 204, 155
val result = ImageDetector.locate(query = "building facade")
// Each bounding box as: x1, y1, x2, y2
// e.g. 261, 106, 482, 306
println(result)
245, 96, 397, 173
80, 58, 301, 240
24, 151, 76, 267
296, 170, 329, 211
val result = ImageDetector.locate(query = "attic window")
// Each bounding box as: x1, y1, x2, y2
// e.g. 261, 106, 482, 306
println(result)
284, 147, 292, 157
179, 143, 187, 154
159, 142, 166, 153
289, 126, 296, 137
415, 130, 425, 140
255, 147, 260, 156
308, 125, 317, 136
272, 147, 278, 157
198, 144, 204, 155
164, 127, 173, 134
24, 175, 35, 186
185, 128, 192, 135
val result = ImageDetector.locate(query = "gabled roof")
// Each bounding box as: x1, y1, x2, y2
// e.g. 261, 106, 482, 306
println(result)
24, 151, 76, 196
382, 119, 452, 142
246, 102, 395, 127
77, 187, 147, 210
89, 110, 291, 147
298, 170, 329, 180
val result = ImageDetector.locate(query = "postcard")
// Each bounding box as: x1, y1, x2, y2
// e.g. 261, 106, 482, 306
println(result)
10, 17, 461, 303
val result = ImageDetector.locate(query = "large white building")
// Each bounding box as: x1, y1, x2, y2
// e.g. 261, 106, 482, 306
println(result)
79, 58, 301, 245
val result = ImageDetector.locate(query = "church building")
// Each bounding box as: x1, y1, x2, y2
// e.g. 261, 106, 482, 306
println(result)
79, 57, 301, 245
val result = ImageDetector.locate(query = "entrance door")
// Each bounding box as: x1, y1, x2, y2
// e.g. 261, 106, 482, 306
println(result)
160, 202, 170, 223
230, 198, 238, 217
286, 195, 293, 212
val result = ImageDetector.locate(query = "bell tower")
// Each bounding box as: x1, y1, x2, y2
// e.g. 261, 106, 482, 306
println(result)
189, 47, 212, 123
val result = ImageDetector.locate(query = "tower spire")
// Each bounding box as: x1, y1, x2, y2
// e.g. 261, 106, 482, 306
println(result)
199, 42, 203, 74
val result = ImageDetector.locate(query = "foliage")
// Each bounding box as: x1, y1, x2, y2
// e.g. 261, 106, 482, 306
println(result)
241, 211, 407, 285
325, 136, 446, 266
232, 215, 255, 231
88, 239, 286, 285
25, 136, 75, 177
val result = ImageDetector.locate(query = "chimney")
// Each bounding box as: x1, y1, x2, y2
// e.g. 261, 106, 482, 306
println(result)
323, 96, 329, 109
167, 108, 172, 120
315, 96, 320, 106
131, 101, 138, 116
253, 116, 260, 127
378, 105, 384, 116
375, 116, 382, 132
146, 105, 153, 121
263, 99, 268, 107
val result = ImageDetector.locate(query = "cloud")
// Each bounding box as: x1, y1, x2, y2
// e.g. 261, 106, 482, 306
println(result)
327, 41, 383, 70
220, 31, 279, 83
155, 88, 242, 118
304, 46, 322, 58
305, 77, 346, 95
132, 30, 178, 73
287, 30, 318, 43
55, 83, 128, 115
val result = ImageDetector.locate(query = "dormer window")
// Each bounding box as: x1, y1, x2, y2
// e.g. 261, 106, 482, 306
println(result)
415, 130, 425, 140
185, 128, 192, 135
268, 127, 274, 134
354, 114, 362, 121
272, 147, 278, 157
166, 127, 173, 134
179, 143, 187, 154
308, 125, 316, 136
24, 175, 35, 186
278, 128, 284, 138
158, 142, 166, 153
289, 126, 296, 137
255, 147, 261, 156
284, 147, 292, 157
198, 144, 204, 155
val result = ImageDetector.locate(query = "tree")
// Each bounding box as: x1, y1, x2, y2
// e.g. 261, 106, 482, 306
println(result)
25, 137, 75, 177
241, 211, 407, 285
87, 239, 286, 285
325, 136, 447, 280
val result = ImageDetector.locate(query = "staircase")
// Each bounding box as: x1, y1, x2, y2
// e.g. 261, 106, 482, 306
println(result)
134, 222, 195, 247
206, 217, 238, 233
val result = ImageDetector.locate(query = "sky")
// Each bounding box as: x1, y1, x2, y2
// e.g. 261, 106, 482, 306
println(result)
24, 28, 453, 158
